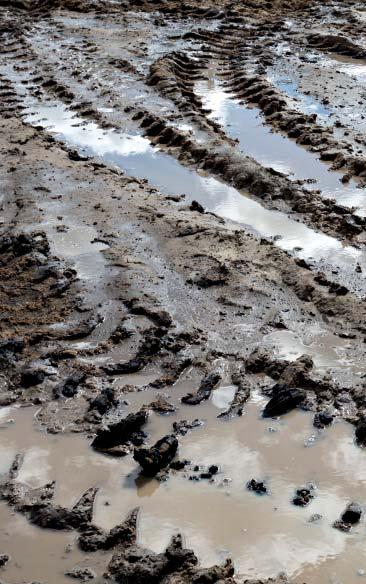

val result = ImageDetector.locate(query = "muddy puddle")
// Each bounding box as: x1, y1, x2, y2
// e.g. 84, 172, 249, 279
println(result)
50, 225, 109, 281
2, 57, 365, 289
0, 502, 108, 584
32, 183, 122, 348
20, 100, 366, 296
263, 328, 366, 375
195, 77, 366, 213
299, 50, 366, 87
268, 42, 366, 145
31, 12, 221, 79
267, 73, 332, 118
328, 57, 366, 84
2, 388, 366, 584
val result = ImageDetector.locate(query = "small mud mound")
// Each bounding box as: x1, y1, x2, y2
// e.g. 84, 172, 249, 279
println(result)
0, 231, 77, 341
307, 33, 366, 59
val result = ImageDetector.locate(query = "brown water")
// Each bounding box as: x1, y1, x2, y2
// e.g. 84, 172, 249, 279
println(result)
1, 384, 366, 584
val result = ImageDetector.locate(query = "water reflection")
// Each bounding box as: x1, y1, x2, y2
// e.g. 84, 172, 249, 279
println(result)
196, 77, 365, 211
0, 394, 365, 584
23, 102, 366, 290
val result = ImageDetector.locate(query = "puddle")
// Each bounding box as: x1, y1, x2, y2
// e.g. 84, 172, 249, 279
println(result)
0, 504, 109, 584
22, 101, 366, 296
50, 225, 109, 281
268, 74, 332, 118
1, 392, 366, 583
211, 384, 237, 409
264, 329, 361, 371
35, 202, 120, 347
195, 77, 366, 212
336, 62, 366, 83
269, 46, 366, 161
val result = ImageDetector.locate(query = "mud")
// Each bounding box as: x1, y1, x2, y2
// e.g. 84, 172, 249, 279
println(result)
1, 0, 366, 582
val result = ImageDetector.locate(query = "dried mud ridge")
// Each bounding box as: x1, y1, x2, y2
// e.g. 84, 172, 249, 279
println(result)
1, 0, 366, 582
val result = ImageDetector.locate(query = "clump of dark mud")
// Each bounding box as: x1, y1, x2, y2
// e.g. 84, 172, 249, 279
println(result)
292, 485, 315, 507
247, 479, 268, 495
333, 502, 363, 532
181, 370, 222, 405
91, 409, 149, 455
134, 434, 178, 476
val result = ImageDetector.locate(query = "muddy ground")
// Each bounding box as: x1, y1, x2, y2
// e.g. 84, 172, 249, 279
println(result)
1, 0, 366, 582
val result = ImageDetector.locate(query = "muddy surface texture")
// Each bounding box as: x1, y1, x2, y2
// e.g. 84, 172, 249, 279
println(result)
1, 0, 366, 583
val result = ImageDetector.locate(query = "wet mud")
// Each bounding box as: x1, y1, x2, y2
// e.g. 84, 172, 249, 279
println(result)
1, 0, 366, 583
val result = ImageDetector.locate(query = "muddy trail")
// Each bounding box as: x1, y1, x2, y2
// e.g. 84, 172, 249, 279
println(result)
1, 0, 366, 582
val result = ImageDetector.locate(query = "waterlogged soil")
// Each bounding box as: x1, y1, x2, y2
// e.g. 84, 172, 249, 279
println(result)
1, 1, 366, 583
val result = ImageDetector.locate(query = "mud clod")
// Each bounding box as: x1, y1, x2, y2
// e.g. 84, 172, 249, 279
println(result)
148, 394, 177, 414
65, 566, 96, 580
91, 409, 149, 453
173, 419, 205, 436
355, 418, 366, 447
134, 434, 178, 476
247, 479, 268, 496
0, 554, 9, 567
190, 200, 205, 214
334, 502, 363, 532
218, 367, 250, 418
88, 387, 117, 415
54, 371, 86, 398
313, 410, 334, 429
292, 486, 315, 507
263, 384, 306, 418
181, 371, 222, 405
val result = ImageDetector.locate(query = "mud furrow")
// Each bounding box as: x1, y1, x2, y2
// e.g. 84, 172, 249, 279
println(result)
133, 109, 366, 242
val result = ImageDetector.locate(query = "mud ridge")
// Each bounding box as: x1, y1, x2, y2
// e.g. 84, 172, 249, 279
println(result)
307, 33, 366, 59
133, 108, 366, 241
221, 69, 366, 182
148, 51, 230, 138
